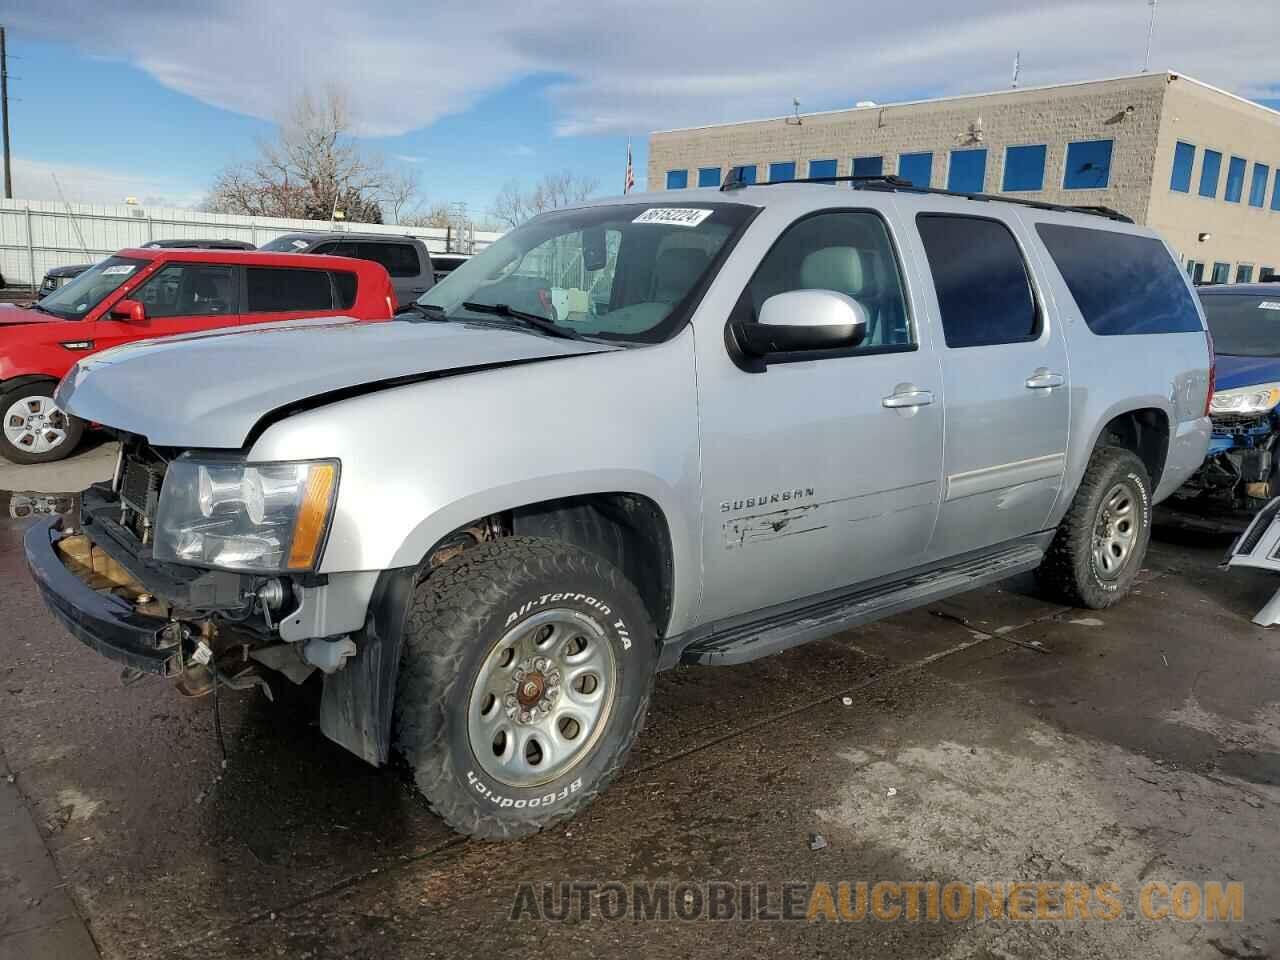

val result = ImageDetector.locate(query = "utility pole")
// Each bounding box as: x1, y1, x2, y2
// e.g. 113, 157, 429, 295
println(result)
1142, 0, 1159, 73
1, 26, 12, 199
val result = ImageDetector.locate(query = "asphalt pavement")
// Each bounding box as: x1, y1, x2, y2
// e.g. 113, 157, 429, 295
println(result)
1, 447, 1278, 959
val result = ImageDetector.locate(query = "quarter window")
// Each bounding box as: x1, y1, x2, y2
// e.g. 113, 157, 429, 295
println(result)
852, 156, 884, 178
1249, 164, 1270, 208
666, 169, 689, 190
1003, 145, 1046, 192
1170, 141, 1195, 193
1063, 139, 1113, 189
897, 152, 933, 188
737, 211, 912, 351
132, 263, 237, 319
246, 267, 334, 312
809, 159, 838, 181
917, 214, 1037, 348
697, 167, 721, 187
333, 271, 358, 309
947, 149, 987, 193
1224, 157, 1247, 203
1035, 223, 1203, 335
1199, 150, 1223, 198
768, 161, 796, 183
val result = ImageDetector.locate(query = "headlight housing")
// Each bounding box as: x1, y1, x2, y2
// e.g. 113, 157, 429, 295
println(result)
153, 457, 339, 572
1209, 382, 1280, 418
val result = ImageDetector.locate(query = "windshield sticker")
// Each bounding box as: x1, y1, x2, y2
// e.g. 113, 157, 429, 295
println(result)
101, 264, 135, 276
632, 207, 713, 228
291, 239, 309, 249
1260, 301, 1280, 311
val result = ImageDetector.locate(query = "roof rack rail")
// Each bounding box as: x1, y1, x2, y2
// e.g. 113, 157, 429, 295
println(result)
719, 170, 1133, 223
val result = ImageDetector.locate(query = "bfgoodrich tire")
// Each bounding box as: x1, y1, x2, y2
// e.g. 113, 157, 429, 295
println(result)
394, 537, 656, 840
1035, 446, 1152, 609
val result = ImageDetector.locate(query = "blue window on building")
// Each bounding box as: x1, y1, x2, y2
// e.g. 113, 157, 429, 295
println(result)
666, 169, 688, 190
897, 152, 933, 188
1224, 156, 1246, 202
697, 166, 721, 188
729, 164, 758, 185
1003, 145, 1046, 192
947, 149, 987, 193
1249, 163, 1270, 208
768, 161, 796, 182
1063, 139, 1113, 189
809, 159, 838, 181
1170, 141, 1195, 193
1199, 150, 1222, 198
852, 156, 884, 178
1211, 262, 1231, 284
1273, 171, 1280, 211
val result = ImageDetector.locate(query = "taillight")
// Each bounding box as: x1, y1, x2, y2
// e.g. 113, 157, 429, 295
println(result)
1204, 328, 1216, 418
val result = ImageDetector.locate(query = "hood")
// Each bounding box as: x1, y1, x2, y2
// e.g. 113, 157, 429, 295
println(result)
1213, 354, 1280, 392
0, 303, 62, 327
58, 316, 619, 449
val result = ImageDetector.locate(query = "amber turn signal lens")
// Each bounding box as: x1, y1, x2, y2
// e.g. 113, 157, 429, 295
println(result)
287, 463, 338, 569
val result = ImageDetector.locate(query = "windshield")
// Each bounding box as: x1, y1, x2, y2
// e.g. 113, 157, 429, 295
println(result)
36, 256, 147, 320
259, 235, 316, 252
1202, 294, 1280, 357
420, 202, 754, 343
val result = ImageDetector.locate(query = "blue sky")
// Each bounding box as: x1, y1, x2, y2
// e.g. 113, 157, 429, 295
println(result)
4, 1, 1279, 220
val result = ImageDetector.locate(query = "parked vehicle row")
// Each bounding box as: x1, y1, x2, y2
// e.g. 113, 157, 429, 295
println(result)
24, 178, 1212, 841
2, 247, 396, 463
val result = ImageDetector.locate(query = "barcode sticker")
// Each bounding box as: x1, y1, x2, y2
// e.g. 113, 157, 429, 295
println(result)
633, 208, 713, 227
102, 264, 135, 276
1260, 301, 1280, 311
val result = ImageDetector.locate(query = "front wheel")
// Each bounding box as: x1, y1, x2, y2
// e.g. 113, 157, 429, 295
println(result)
0, 383, 84, 464
1035, 446, 1152, 609
395, 537, 656, 840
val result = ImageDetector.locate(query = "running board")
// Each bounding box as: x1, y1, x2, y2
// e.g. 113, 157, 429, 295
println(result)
683, 543, 1045, 666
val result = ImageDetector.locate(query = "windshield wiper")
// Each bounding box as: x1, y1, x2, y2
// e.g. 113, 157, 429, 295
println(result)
395, 301, 448, 321
461, 301, 586, 341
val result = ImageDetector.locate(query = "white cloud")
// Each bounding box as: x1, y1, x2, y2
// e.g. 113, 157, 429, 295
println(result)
10, 156, 205, 207
6, 1, 1279, 140
393, 154, 427, 164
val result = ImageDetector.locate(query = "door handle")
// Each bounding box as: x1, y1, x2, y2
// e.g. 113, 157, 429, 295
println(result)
1025, 370, 1065, 390
882, 389, 934, 409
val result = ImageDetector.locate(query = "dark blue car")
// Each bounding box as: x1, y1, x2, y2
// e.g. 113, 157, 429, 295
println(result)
1181, 282, 1280, 511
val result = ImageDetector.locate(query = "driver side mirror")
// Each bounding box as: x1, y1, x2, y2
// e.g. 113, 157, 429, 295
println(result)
109, 298, 147, 323
734, 289, 868, 358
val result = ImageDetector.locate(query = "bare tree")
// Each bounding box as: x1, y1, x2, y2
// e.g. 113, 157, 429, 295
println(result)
401, 201, 455, 229
382, 168, 421, 225
490, 171, 598, 228
205, 88, 391, 223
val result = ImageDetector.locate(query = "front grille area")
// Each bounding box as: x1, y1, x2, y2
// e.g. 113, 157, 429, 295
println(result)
117, 453, 166, 542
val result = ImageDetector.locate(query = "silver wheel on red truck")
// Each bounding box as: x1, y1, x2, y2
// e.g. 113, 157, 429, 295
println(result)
0, 383, 83, 464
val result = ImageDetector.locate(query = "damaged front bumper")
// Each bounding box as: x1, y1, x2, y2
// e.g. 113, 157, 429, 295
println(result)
24, 516, 184, 676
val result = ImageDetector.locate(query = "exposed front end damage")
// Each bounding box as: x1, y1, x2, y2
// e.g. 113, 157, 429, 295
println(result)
1173, 411, 1278, 514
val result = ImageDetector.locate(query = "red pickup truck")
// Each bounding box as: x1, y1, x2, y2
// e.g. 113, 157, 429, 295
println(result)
0, 248, 396, 463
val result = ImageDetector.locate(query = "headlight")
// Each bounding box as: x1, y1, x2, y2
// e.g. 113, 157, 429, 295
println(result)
1209, 382, 1280, 417
153, 457, 339, 572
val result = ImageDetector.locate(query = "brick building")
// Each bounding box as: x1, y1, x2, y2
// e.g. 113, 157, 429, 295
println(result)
647, 72, 1280, 283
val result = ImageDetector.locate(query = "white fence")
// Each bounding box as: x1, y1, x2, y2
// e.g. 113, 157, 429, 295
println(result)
0, 199, 503, 288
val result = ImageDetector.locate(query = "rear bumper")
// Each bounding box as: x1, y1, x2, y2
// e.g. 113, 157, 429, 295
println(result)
24, 516, 182, 676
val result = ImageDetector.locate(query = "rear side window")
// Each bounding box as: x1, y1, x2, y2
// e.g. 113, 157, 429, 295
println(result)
1034, 223, 1202, 335
917, 214, 1038, 348
246, 267, 334, 312
332, 271, 358, 309
353, 241, 421, 277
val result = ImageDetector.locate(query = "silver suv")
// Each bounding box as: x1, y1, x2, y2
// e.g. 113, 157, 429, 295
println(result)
259, 231, 435, 306
26, 180, 1212, 840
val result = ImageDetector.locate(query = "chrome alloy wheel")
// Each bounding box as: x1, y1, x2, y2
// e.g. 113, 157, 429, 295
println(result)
3, 395, 69, 455
1091, 481, 1140, 580
467, 609, 618, 788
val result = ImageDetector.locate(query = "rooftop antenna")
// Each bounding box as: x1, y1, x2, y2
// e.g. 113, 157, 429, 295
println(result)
786, 97, 802, 126
1011, 50, 1021, 89
1143, 0, 1158, 72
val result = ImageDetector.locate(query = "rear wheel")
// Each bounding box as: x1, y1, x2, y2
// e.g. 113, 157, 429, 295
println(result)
0, 383, 83, 464
395, 537, 656, 840
1036, 446, 1152, 609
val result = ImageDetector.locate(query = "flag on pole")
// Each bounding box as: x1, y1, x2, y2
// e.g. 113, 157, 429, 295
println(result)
624, 141, 635, 194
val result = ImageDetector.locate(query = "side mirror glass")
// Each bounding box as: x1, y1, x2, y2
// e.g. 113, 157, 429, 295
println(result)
735, 289, 868, 357
110, 298, 146, 323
